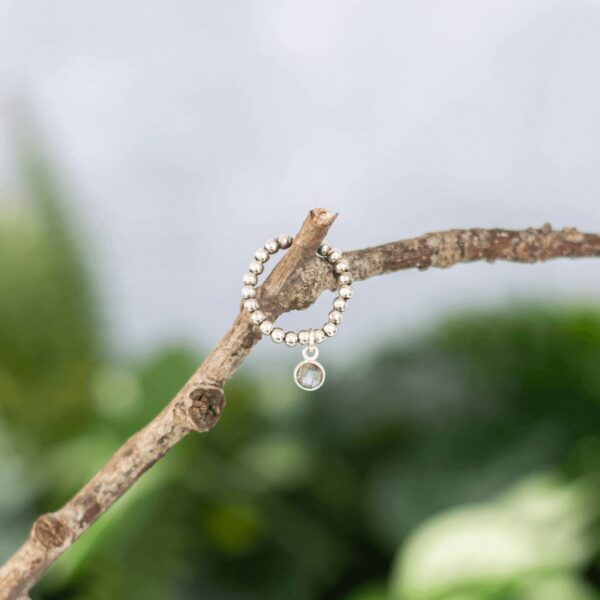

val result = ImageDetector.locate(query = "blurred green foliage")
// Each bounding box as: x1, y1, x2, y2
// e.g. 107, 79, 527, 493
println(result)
0, 154, 599, 599
0, 150, 98, 447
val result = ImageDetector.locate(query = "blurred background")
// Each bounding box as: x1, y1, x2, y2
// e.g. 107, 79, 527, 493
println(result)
1, 1, 600, 599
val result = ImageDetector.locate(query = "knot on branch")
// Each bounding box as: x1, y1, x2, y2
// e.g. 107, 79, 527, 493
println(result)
32, 515, 68, 549
185, 385, 225, 433
259, 256, 338, 314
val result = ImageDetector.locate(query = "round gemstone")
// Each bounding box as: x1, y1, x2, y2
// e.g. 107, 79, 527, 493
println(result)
294, 360, 325, 391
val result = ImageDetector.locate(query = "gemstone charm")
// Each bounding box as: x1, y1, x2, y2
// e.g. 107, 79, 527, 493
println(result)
294, 346, 325, 391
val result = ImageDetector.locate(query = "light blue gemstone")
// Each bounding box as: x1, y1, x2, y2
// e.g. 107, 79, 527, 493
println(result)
295, 361, 324, 391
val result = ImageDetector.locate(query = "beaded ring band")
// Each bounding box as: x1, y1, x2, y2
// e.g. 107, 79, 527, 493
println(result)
241, 235, 354, 391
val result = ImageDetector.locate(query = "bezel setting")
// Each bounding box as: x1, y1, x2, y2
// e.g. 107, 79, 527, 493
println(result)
293, 359, 326, 391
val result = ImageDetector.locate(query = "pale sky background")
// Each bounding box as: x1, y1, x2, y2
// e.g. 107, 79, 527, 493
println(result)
1, 0, 600, 365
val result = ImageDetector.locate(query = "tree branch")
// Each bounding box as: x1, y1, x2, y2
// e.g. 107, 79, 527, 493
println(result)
1, 214, 599, 599
281, 224, 600, 311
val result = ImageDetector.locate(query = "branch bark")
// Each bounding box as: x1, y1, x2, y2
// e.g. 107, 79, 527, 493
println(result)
1, 213, 599, 599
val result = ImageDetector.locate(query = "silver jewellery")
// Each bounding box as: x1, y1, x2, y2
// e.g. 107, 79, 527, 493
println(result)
241, 235, 353, 391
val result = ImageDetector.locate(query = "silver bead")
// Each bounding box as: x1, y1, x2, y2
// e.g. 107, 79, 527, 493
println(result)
265, 239, 279, 254
251, 310, 266, 325
328, 309, 343, 325
284, 331, 299, 347
313, 329, 326, 344
255, 248, 270, 263
249, 261, 264, 275
298, 330, 310, 345
271, 327, 285, 343
333, 297, 348, 312
277, 234, 293, 249
260, 320, 274, 335
318, 241, 332, 257
338, 272, 353, 285
328, 248, 342, 263
323, 322, 337, 337
339, 285, 353, 299
242, 285, 256, 299
243, 298, 259, 312
243, 272, 258, 286
335, 259, 349, 274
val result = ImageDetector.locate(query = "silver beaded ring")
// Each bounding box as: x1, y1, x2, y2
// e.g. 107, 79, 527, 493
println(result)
241, 235, 354, 391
